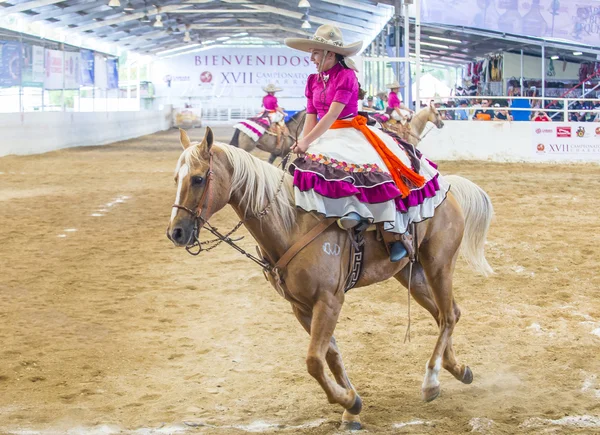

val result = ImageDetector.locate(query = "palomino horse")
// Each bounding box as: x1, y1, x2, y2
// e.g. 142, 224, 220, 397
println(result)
230, 110, 306, 164
167, 128, 494, 429
383, 103, 445, 146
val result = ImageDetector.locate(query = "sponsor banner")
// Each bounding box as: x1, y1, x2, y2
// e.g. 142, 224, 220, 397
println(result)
22, 44, 44, 87
80, 49, 95, 86
94, 53, 108, 89
0, 41, 21, 87
533, 122, 600, 158
152, 47, 315, 107
106, 58, 119, 89
44, 49, 64, 90
64, 51, 80, 89
421, 0, 600, 47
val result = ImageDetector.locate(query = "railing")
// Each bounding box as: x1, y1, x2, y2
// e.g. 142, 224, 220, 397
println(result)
409, 96, 600, 122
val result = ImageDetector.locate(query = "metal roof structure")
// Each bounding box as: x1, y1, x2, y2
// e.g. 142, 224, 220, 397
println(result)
0, 0, 395, 55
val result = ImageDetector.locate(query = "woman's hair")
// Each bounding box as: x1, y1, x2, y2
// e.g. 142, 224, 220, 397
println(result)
335, 53, 366, 101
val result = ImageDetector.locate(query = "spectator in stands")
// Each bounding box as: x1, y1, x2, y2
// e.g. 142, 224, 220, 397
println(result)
510, 91, 531, 121
493, 103, 512, 121
472, 99, 495, 121
375, 92, 387, 111
362, 96, 376, 112
533, 111, 551, 122
455, 100, 469, 120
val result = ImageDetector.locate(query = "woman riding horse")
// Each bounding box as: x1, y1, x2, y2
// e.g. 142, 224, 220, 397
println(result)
285, 25, 449, 262
260, 83, 286, 124
386, 80, 413, 124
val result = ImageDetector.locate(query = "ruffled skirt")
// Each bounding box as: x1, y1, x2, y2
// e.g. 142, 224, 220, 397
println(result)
289, 126, 449, 234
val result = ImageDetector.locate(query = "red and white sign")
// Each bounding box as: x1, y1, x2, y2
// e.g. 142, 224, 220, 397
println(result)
532, 123, 600, 158
556, 126, 572, 138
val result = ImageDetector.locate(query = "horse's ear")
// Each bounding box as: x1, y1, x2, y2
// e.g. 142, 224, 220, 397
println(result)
201, 127, 214, 152
180, 128, 192, 150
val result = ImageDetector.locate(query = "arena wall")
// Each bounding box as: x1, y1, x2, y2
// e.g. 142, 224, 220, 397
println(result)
0, 107, 172, 157
419, 121, 600, 163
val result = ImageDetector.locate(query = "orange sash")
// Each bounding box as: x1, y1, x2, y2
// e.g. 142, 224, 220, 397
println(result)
330, 116, 425, 198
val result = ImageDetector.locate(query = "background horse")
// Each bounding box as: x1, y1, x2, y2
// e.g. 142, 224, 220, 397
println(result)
167, 128, 493, 430
381, 103, 445, 146
230, 110, 306, 164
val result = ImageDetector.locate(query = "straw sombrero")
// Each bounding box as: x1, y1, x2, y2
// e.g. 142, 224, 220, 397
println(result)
262, 84, 282, 93
386, 81, 404, 89
284, 24, 362, 57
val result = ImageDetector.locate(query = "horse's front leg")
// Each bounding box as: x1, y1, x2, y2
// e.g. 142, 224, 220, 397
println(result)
292, 306, 362, 430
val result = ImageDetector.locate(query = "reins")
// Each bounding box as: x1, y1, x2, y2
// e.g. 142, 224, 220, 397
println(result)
171, 111, 306, 270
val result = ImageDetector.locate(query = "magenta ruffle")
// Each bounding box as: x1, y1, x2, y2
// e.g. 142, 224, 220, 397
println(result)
293, 171, 442, 211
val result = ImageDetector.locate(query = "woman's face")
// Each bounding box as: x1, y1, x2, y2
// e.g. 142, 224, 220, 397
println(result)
310, 49, 336, 72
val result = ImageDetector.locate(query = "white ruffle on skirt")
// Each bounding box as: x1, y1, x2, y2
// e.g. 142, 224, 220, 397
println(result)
293, 126, 450, 234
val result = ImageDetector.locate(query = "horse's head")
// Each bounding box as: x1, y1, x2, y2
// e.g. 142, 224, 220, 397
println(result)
427, 102, 445, 129
167, 127, 231, 247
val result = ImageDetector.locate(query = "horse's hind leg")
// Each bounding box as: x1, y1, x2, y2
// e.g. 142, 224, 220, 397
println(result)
395, 265, 470, 385
292, 305, 362, 429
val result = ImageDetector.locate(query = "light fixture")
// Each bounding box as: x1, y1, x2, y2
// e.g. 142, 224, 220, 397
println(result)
420, 41, 450, 49
216, 36, 230, 41
550, 55, 559, 60
108, 0, 121, 7
166, 26, 174, 34
153, 14, 163, 27
573, 51, 583, 56
233, 32, 249, 37
141, 13, 151, 23
298, 0, 311, 7
429, 35, 462, 44
301, 12, 311, 29
123, 1, 134, 10
184, 25, 191, 42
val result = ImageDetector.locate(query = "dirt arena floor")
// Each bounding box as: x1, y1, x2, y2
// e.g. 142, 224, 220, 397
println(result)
1, 126, 599, 435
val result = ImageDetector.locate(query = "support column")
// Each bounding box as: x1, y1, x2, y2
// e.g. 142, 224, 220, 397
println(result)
415, 0, 421, 108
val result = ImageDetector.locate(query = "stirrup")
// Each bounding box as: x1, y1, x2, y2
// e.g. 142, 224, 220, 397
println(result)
390, 241, 407, 262
337, 212, 363, 230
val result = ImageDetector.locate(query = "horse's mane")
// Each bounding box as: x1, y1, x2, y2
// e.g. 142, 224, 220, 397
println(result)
188, 143, 296, 232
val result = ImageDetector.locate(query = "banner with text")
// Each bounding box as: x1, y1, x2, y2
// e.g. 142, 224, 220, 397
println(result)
44, 49, 64, 90
80, 49, 94, 86
422, 0, 600, 47
152, 47, 316, 108
533, 123, 600, 159
22, 44, 44, 87
0, 41, 21, 87
94, 54, 108, 89
64, 51, 80, 89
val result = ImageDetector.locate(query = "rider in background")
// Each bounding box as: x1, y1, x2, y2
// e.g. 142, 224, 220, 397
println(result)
261, 84, 286, 123
386, 81, 413, 124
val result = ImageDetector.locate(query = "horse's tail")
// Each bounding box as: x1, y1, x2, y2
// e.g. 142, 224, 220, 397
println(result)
445, 175, 494, 276
230, 128, 241, 147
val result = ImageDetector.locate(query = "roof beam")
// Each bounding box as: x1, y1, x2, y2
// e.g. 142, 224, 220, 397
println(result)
73, 3, 196, 32
188, 24, 308, 36
242, 3, 371, 34
1, 0, 66, 15
24, 2, 110, 23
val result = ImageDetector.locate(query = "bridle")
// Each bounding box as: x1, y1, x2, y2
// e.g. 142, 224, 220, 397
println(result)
170, 148, 290, 270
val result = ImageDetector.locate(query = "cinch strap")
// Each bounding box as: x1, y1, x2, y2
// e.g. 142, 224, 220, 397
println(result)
330, 115, 425, 198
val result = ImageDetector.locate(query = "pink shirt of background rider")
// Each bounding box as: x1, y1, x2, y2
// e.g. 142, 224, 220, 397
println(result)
388, 91, 402, 109
262, 94, 279, 111
305, 62, 358, 120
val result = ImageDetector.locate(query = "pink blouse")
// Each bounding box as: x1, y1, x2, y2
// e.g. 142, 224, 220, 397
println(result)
305, 62, 358, 119
263, 94, 278, 111
388, 91, 401, 109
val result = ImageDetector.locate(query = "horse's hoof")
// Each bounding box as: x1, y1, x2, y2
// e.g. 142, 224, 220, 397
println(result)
422, 385, 440, 402
340, 421, 362, 431
462, 366, 473, 384
346, 394, 363, 415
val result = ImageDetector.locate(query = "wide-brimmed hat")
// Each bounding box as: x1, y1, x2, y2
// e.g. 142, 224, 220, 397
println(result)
386, 81, 404, 89
284, 24, 362, 57
262, 84, 282, 93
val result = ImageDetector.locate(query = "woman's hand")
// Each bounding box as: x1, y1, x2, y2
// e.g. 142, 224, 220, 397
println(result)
292, 138, 310, 154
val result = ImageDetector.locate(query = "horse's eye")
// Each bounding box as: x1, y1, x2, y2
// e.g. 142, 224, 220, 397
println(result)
191, 176, 204, 186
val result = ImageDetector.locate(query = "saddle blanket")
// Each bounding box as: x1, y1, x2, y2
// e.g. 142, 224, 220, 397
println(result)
233, 118, 270, 142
